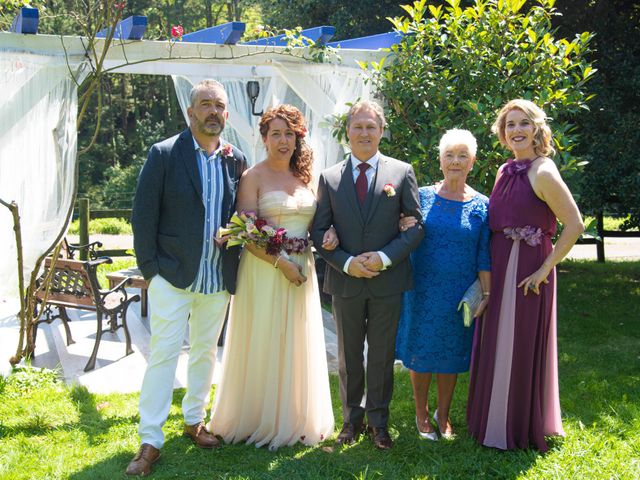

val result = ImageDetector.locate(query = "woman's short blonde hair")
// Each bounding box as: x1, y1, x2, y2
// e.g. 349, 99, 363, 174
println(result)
438, 129, 477, 157
491, 99, 555, 157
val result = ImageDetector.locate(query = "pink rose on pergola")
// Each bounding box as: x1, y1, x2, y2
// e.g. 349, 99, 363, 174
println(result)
171, 25, 184, 39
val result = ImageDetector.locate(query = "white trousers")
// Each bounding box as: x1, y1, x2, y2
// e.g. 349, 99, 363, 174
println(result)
138, 274, 229, 448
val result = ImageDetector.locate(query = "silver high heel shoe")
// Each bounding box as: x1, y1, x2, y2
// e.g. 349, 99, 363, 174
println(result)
433, 409, 455, 439
415, 416, 438, 441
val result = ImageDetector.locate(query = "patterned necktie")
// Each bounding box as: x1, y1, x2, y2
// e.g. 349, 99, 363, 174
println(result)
356, 162, 370, 205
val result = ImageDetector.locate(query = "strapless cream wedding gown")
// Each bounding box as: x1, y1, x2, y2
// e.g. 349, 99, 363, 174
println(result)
209, 189, 334, 450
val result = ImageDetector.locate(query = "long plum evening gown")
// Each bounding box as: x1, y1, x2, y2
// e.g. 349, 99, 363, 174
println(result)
467, 159, 565, 452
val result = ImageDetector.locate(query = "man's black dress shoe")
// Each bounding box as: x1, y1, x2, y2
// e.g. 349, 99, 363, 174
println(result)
368, 426, 393, 450
335, 422, 365, 445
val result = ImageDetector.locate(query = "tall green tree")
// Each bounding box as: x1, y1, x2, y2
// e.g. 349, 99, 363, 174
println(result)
553, 0, 640, 229
257, 0, 406, 40
362, 0, 595, 194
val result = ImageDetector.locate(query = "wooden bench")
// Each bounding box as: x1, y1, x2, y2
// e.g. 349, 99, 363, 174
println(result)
33, 256, 140, 372
106, 268, 148, 317
61, 238, 103, 260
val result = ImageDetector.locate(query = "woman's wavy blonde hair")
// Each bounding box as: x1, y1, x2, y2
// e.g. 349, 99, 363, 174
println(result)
491, 99, 555, 158
259, 105, 313, 185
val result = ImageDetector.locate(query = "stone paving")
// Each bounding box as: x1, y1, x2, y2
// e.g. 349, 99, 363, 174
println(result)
0, 296, 338, 393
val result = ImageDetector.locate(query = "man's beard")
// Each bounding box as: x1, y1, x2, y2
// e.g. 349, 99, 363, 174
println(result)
195, 115, 224, 136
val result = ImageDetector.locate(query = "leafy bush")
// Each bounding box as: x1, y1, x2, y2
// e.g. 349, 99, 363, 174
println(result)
3, 366, 61, 398
363, 0, 595, 194
68, 218, 132, 235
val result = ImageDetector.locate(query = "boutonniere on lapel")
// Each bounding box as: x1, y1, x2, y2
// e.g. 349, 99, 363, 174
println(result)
221, 143, 234, 158
383, 183, 396, 197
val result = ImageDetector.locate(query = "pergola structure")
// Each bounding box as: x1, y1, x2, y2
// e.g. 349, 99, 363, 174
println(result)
0, 7, 401, 307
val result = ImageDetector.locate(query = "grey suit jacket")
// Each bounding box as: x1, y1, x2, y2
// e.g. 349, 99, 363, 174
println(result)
131, 129, 248, 293
310, 153, 424, 298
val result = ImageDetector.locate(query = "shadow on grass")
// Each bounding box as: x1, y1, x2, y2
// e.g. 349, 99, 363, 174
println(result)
65, 427, 542, 480
64, 374, 541, 480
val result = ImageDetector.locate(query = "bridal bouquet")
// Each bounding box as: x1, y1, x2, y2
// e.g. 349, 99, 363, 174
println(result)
217, 210, 308, 255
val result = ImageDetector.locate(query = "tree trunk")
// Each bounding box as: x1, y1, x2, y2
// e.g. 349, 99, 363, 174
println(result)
205, 0, 213, 27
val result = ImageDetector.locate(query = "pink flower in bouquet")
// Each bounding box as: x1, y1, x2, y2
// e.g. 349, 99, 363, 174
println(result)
240, 210, 256, 221
221, 143, 233, 158
383, 183, 396, 197
218, 209, 309, 255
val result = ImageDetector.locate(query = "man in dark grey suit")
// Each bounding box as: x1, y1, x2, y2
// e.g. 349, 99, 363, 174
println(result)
311, 100, 423, 450
127, 80, 247, 476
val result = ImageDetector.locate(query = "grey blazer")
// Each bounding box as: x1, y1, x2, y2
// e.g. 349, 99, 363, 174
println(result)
310, 154, 424, 298
132, 129, 248, 293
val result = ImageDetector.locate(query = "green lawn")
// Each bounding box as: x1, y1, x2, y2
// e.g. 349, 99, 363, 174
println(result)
0, 260, 638, 479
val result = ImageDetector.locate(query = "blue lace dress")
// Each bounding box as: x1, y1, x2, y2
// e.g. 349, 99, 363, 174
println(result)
396, 185, 491, 373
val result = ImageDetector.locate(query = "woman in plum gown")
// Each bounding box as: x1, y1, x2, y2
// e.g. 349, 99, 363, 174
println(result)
467, 99, 584, 452
210, 105, 334, 450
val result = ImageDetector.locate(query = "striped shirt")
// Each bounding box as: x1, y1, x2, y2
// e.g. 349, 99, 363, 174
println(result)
189, 137, 227, 294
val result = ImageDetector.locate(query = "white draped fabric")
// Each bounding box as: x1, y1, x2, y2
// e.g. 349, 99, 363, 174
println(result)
172, 61, 371, 178
0, 50, 87, 302
0, 32, 381, 309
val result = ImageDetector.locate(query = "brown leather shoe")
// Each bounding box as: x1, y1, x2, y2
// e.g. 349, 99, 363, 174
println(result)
369, 426, 393, 450
125, 443, 160, 476
183, 422, 221, 449
335, 422, 366, 446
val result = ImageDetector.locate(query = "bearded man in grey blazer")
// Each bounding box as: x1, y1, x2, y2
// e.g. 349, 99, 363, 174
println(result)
127, 79, 247, 476
311, 100, 423, 450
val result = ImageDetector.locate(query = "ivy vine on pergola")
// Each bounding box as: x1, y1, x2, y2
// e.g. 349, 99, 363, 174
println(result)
0, 7, 401, 362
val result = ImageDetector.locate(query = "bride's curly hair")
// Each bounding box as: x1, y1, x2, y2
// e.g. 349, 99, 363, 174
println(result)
259, 105, 313, 185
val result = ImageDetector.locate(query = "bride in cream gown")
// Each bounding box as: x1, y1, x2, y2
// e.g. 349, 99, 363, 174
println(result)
210, 105, 334, 450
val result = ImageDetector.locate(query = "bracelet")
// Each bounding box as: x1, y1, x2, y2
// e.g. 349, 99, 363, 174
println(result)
482, 291, 490, 297
273, 251, 290, 269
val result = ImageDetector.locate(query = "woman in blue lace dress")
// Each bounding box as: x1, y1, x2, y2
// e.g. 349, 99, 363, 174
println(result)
396, 129, 491, 440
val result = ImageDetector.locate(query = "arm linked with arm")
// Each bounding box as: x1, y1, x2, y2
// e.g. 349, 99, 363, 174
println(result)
310, 173, 352, 271
378, 164, 424, 265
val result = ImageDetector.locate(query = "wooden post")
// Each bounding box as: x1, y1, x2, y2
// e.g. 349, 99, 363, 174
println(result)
596, 211, 605, 263
78, 198, 90, 260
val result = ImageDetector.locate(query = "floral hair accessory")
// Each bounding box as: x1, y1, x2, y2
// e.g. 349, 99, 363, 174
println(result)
504, 226, 545, 247
383, 184, 396, 197
299, 126, 307, 138
221, 144, 233, 158
218, 210, 309, 255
